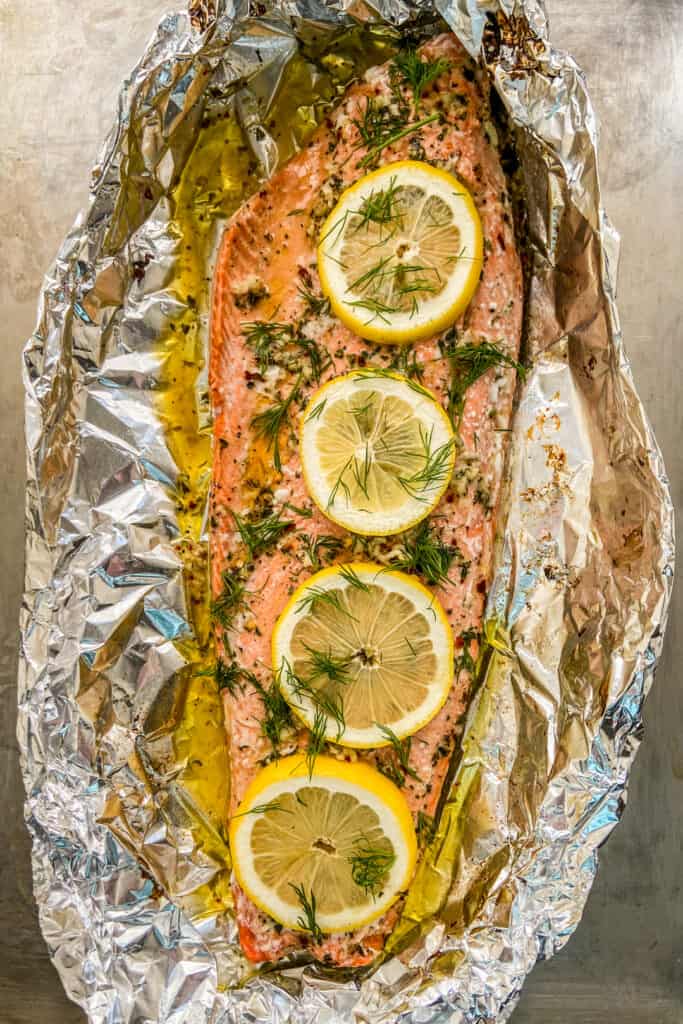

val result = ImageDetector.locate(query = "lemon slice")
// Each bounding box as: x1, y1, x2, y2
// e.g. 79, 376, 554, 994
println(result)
229, 755, 417, 934
272, 563, 454, 748
301, 370, 455, 536
317, 160, 483, 344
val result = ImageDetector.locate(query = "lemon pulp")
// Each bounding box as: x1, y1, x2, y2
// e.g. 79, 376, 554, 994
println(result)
301, 371, 456, 536
229, 755, 417, 933
272, 563, 454, 748
317, 160, 483, 344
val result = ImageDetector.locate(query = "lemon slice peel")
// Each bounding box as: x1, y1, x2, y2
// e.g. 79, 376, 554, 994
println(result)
317, 160, 483, 344
272, 562, 454, 749
229, 755, 418, 934
301, 370, 456, 537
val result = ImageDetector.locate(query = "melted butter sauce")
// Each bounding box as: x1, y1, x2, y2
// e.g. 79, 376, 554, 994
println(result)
154, 28, 399, 914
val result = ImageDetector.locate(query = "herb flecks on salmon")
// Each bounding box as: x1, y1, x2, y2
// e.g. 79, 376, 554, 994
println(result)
210, 33, 523, 966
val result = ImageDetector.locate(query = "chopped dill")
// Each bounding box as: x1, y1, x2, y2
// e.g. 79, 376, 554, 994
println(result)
212, 657, 258, 696
243, 321, 330, 383
390, 519, 467, 587
251, 375, 301, 472
455, 626, 480, 677
210, 571, 248, 629
298, 283, 331, 317
445, 338, 525, 426
295, 584, 357, 620
416, 810, 436, 846
290, 883, 323, 943
306, 398, 327, 422
300, 532, 345, 570
349, 839, 396, 896
253, 678, 293, 754
230, 799, 291, 819
398, 428, 456, 501
388, 344, 425, 382
305, 706, 328, 778
301, 642, 351, 685
392, 50, 451, 112
279, 659, 346, 742
232, 509, 293, 561
242, 321, 292, 374
282, 501, 314, 518
338, 564, 371, 591
376, 723, 421, 785
352, 95, 440, 169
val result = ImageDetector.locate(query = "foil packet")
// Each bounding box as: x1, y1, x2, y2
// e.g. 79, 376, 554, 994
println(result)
19, 0, 675, 1021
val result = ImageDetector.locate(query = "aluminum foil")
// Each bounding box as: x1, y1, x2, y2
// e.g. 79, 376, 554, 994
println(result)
19, 0, 675, 1021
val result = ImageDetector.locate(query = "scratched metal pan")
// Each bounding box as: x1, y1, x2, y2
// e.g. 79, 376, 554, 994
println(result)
19, 1, 674, 1021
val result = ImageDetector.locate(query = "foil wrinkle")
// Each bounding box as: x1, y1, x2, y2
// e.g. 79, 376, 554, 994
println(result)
20, 1, 675, 1022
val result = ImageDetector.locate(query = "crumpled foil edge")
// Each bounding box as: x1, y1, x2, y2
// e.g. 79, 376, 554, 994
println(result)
19, 1, 675, 1022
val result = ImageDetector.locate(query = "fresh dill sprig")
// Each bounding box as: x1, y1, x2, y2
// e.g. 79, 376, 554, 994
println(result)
349, 367, 432, 400
212, 657, 258, 696
445, 339, 525, 426
230, 799, 291, 819
352, 96, 440, 169
243, 321, 330, 383
251, 375, 301, 472
232, 509, 293, 561
300, 532, 345, 570
279, 659, 346, 742
351, 443, 372, 498
282, 501, 314, 518
398, 427, 456, 501
388, 344, 425, 382
352, 96, 404, 153
290, 883, 323, 943
393, 50, 451, 113
347, 255, 440, 305
353, 178, 402, 232
455, 626, 480, 677
306, 706, 328, 778
390, 519, 468, 587
298, 284, 331, 317
306, 398, 327, 422
338, 564, 371, 591
349, 839, 396, 896
253, 678, 293, 753
347, 297, 401, 324
294, 333, 332, 383
242, 321, 292, 374
360, 114, 440, 168
301, 642, 351, 685
295, 583, 358, 621
327, 453, 363, 510
210, 571, 248, 629
299, 682, 345, 741
416, 810, 436, 846
376, 723, 421, 785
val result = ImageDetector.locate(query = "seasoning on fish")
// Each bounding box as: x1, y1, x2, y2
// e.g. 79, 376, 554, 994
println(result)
210, 32, 523, 966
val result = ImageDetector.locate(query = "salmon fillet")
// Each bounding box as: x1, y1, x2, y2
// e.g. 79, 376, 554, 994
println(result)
209, 33, 523, 966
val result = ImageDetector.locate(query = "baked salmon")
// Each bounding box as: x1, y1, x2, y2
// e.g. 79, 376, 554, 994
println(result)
209, 32, 523, 965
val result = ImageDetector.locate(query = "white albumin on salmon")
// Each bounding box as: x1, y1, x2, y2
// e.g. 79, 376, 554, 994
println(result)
210, 33, 523, 966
